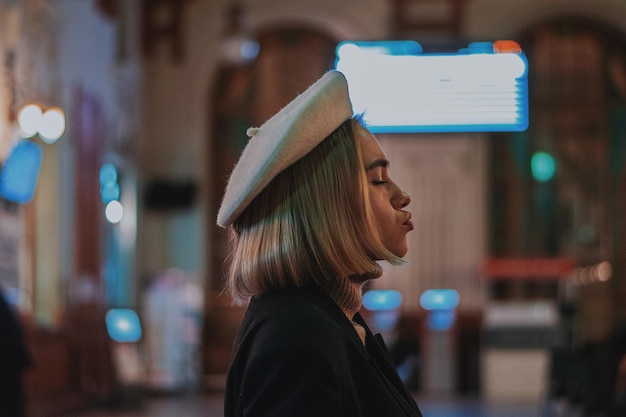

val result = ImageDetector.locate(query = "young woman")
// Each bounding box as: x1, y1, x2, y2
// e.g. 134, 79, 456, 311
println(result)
217, 70, 422, 417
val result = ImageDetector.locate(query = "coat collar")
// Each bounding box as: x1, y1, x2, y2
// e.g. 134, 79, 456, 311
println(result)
248, 285, 368, 348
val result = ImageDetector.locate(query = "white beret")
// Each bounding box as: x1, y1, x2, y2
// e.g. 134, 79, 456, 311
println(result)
217, 70, 353, 227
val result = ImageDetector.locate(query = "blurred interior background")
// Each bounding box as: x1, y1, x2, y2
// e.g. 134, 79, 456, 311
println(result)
0, 0, 625, 416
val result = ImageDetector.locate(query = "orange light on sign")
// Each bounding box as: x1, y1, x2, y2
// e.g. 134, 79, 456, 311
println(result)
494, 40, 522, 54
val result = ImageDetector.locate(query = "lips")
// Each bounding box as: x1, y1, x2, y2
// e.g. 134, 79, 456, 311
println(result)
403, 213, 414, 231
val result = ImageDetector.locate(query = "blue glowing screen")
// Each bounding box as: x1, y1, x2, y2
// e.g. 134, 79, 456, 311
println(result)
335, 40, 529, 133
363, 289, 403, 311
427, 309, 457, 331
420, 289, 460, 311
106, 308, 142, 343
0, 140, 42, 204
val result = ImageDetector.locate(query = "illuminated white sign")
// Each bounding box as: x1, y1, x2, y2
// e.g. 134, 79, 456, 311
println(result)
335, 40, 529, 133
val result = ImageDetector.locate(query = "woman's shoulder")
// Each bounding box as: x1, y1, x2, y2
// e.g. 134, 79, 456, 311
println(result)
251, 286, 340, 326
239, 286, 354, 350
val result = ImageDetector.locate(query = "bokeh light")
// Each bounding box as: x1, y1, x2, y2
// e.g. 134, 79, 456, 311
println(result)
531, 151, 556, 182
105, 200, 124, 224
17, 104, 43, 137
38, 107, 66, 143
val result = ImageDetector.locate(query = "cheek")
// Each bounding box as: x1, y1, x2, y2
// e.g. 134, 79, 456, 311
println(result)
370, 200, 395, 242
368, 197, 387, 227
369, 195, 408, 257
369, 190, 394, 221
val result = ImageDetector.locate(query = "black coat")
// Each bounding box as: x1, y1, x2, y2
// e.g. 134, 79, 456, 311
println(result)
225, 285, 423, 417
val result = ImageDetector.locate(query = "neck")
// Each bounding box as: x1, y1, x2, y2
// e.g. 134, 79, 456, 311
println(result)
323, 276, 364, 320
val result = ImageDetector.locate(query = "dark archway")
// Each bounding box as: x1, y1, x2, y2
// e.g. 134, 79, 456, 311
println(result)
489, 16, 626, 343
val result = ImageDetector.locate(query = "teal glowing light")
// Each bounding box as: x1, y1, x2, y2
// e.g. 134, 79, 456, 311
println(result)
99, 163, 118, 186
100, 163, 120, 203
531, 151, 556, 182
101, 183, 120, 204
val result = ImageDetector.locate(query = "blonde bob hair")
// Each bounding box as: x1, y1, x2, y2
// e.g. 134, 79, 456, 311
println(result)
225, 116, 402, 304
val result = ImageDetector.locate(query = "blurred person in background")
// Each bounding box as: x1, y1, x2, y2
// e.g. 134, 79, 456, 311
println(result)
0, 287, 31, 417
217, 70, 422, 417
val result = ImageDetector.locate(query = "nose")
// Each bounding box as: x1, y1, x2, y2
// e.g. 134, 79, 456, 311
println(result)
393, 189, 411, 209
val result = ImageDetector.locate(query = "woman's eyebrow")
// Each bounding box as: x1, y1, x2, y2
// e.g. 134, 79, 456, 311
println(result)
366, 159, 389, 171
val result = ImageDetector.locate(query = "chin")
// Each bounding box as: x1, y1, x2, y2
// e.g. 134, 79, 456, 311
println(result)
391, 246, 408, 258
381, 238, 408, 258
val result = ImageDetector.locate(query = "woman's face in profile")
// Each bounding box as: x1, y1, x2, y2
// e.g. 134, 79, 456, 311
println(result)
358, 127, 414, 257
